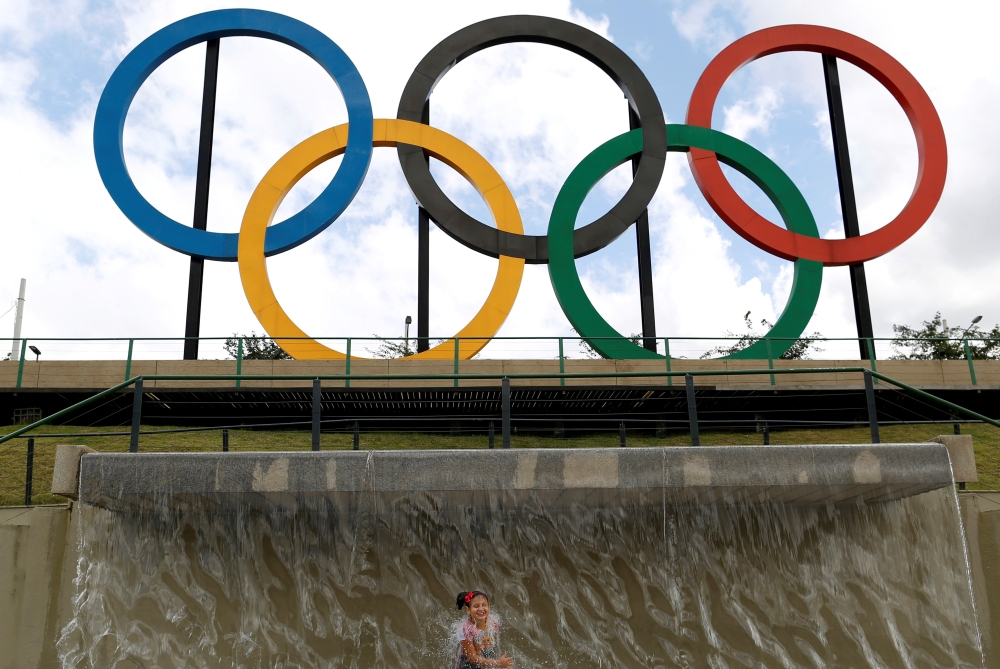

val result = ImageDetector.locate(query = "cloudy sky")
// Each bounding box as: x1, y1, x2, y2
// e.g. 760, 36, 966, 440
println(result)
0, 0, 994, 361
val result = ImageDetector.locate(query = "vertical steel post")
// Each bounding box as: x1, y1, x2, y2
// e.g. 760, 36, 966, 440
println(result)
501, 376, 511, 449
488, 421, 495, 449
823, 55, 875, 361
417, 99, 431, 353
124, 339, 134, 381
863, 369, 880, 444
16, 339, 26, 388
345, 338, 351, 388
629, 105, 657, 352
685, 374, 700, 446
765, 338, 775, 386
453, 337, 459, 388
664, 338, 672, 386
24, 437, 34, 506
183, 39, 221, 361
312, 378, 321, 451
763, 423, 770, 446
10, 278, 25, 361
235, 336, 243, 388
619, 421, 627, 448
130, 378, 144, 453
558, 338, 565, 387
353, 421, 360, 450
964, 339, 978, 385
222, 428, 229, 452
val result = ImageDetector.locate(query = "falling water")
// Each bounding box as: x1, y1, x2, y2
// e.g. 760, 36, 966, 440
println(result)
58, 464, 983, 667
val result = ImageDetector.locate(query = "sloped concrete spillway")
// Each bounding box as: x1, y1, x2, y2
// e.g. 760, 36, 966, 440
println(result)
59, 446, 984, 668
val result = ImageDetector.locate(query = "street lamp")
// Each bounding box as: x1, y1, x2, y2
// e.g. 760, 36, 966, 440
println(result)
404, 315, 412, 353
28, 345, 41, 361
960, 315, 983, 340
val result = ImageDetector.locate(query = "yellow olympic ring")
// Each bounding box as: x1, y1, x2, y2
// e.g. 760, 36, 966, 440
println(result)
238, 119, 525, 360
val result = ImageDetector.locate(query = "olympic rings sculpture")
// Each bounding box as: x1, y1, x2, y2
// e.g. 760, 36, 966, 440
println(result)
94, 9, 947, 360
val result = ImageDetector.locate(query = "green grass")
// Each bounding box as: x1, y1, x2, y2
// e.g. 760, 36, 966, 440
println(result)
2, 423, 998, 506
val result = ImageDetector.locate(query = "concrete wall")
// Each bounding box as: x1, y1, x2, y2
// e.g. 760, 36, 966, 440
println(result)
3, 494, 999, 669
1, 358, 995, 391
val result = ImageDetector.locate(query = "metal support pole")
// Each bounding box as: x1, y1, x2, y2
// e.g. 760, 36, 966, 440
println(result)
823, 54, 875, 361
11, 278, 25, 360
558, 338, 565, 387
235, 336, 243, 388
312, 378, 321, 451
863, 369, 880, 444
183, 39, 220, 361
130, 378, 144, 453
763, 422, 770, 446
124, 339, 133, 382
488, 421, 495, 449
765, 338, 775, 386
664, 338, 672, 386
222, 428, 229, 452
24, 437, 33, 506
501, 376, 511, 449
964, 339, 978, 385
417, 99, 431, 353
619, 421, 627, 448
353, 421, 360, 450
453, 337, 459, 388
685, 374, 700, 446
16, 339, 26, 388
629, 105, 657, 352
345, 338, 351, 388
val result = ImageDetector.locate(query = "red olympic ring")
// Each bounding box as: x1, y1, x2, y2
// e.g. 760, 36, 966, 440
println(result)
686, 25, 947, 266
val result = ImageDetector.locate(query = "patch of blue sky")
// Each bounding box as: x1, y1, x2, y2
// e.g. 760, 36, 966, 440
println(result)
1, 0, 124, 128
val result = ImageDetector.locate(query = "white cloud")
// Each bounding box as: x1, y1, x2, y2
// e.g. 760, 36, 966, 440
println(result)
721, 86, 779, 141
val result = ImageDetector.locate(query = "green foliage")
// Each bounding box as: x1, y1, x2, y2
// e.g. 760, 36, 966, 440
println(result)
890, 312, 1000, 360
701, 311, 823, 360
573, 327, 642, 359
223, 333, 292, 360
369, 336, 416, 359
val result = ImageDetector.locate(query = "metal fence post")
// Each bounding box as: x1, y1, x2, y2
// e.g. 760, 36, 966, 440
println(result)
454, 337, 460, 388
353, 420, 360, 450
236, 336, 243, 388
312, 378, 321, 451
763, 422, 770, 446
619, 422, 627, 448
558, 338, 565, 387
664, 338, 672, 386
867, 338, 879, 384
501, 376, 511, 449
345, 338, 352, 388
765, 338, 775, 386
222, 429, 229, 452
488, 421, 495, 449
16, 339, 27, 388
25, 437, 34, 506
124, 339, 134, 381
685, 374, 700, 446
863, 369, 880, 444
964, 339, 978, 386
130, 378, 143, 453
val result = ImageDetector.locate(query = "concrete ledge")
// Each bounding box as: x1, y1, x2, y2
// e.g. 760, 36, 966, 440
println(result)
51, 445, 95, 499
931, 435, 978, 483
79, 444, 954, 505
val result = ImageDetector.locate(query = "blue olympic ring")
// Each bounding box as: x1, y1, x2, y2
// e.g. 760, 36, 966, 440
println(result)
93, 9, 374, 261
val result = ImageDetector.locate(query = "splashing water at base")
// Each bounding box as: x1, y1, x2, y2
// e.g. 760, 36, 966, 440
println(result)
58, 484, 983, 668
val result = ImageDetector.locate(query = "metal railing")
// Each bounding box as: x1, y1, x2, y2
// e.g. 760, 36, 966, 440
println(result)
3, 335, 995, 389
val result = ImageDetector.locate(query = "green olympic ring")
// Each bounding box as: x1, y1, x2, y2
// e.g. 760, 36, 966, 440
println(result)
547, 124, 823, 360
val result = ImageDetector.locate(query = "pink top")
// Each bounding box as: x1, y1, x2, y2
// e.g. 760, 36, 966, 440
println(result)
455, 617, 500, 669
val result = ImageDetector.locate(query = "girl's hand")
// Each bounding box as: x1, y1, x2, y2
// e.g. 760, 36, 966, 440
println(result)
494, 653, 514, 668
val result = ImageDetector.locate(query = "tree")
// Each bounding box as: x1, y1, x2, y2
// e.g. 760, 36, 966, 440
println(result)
369, 335, 416, 359
223, 332, 292, 360
700, 311, 823, 360
890, 312, 1000, 360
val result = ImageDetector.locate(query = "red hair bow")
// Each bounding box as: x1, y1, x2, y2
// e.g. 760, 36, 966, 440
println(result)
464, 592, 473, 603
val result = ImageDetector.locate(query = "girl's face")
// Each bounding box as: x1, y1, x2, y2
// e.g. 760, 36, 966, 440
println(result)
468, 595, 490, 622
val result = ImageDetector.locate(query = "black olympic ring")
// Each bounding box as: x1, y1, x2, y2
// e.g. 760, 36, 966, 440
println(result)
396, 15, 666, 263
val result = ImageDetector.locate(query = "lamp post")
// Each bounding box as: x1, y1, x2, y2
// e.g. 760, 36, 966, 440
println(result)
28, 345, 41, 361
960, 315, 983, 340
405, 315, 412, 354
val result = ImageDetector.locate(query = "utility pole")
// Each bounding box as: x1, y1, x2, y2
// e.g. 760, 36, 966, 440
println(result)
10, 278, 25, 360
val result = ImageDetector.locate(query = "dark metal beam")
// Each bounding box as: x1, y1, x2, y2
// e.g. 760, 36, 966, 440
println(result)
417, 99, 430, 352
629, 105, 657, 352
183, 39, 220, 361
823, 54, 875, 360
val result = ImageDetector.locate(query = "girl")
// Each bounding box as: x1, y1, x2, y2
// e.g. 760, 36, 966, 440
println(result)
454, 591, 513, 669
